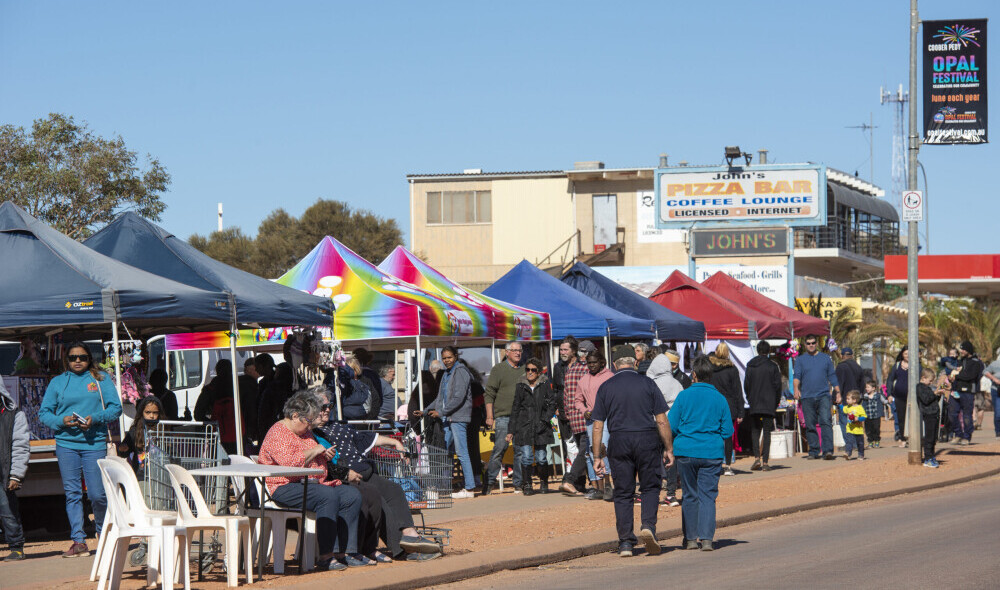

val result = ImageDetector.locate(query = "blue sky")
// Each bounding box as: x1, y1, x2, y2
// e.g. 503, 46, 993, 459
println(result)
1, 1, 995, 255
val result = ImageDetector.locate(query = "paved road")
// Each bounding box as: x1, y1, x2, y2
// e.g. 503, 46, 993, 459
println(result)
435, 476, 1000, 590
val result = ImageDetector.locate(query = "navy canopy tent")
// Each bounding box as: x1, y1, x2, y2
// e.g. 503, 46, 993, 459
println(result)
560, 262, 705, 342
483, 260, 654, 339
84, 212, 333, 327
0, 202, 232, 337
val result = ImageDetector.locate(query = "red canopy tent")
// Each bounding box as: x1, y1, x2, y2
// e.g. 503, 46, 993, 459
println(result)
701, 271, 829, 337
649, 271, 791, 339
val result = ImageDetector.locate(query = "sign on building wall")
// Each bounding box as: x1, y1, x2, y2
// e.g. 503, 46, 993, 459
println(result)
691, 227, 788, 257
795, 297, 863, 322
695, 265, 788, 306
655, 165, 825, 228
923, 19, 988, 145
636, 191, 685, 243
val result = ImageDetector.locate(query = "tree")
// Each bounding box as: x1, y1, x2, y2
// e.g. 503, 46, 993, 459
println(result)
191, 198, 404, 279
0, 113, 169, 239
189, 228, 255, 273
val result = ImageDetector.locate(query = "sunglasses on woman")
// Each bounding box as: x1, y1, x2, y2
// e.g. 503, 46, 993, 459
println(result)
67, 354, 90, 362
525, 367, 540, 373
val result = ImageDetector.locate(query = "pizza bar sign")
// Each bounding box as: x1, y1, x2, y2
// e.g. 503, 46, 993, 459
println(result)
657, 167, 822, 226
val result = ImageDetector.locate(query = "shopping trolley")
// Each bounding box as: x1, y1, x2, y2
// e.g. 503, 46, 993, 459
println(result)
368, 429, 453, 550
139, 420, 229, 575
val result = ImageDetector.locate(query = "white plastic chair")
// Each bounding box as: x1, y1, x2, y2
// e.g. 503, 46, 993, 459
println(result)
228, 454, 317, 574
96, 459, 190, 590
164, 464, 253, 587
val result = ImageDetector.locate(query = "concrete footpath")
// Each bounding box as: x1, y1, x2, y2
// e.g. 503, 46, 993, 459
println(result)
5, 433, 1000, 590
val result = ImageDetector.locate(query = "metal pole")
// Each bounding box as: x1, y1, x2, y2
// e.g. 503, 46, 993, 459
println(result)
604, 327, 611, 360
905, 0, 922, 465
417, 309, 425, 435
229, 294, 245, 457
111, 318, 125, 435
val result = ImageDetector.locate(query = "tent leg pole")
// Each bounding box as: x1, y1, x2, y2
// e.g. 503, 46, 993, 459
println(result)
417, 310, 425, 436
230, 327, 244, 457
112, 320, 124, 436
604, 328, 610, 359
394, 349, 400, 420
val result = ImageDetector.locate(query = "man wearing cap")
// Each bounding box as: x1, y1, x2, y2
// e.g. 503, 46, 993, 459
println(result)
482, 341, 526, 494
949, 340, 984, 445
591, 344, 674, 557
835, 347, 865, 449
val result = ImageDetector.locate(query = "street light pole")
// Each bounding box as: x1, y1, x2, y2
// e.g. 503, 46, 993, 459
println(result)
906, 0, 922, 465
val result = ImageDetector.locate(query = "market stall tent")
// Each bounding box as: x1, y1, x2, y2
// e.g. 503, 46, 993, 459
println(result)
649, 270, 774, 340
0, 202, 232, 337
379, 246, 551, 342
701, 271, 829, 337
483, 260, 655, 340
560, 262, 705, 342
276, 236, 491, 346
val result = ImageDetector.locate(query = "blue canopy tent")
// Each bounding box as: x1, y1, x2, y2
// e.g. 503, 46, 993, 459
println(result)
0, 202, 233, 337
560, 262, 706, 342
0, 202, 235, 437
483, 260, 655, 341
85, 212, 335, 454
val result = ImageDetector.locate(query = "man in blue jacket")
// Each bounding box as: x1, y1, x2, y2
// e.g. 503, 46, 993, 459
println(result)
793, 335, 840, 460
668, 355, 733, 551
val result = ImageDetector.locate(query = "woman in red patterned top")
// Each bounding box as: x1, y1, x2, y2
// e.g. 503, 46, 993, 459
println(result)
258, 392, 365, 570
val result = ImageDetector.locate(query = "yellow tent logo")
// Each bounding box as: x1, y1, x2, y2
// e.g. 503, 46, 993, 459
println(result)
65, 302, 72, 308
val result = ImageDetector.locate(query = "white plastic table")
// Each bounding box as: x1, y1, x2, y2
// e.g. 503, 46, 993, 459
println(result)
188, 463, 325, 578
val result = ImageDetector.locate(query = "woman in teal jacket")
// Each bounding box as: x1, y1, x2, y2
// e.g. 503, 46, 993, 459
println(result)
668, 355, 733, 551
39, 342, 122, 558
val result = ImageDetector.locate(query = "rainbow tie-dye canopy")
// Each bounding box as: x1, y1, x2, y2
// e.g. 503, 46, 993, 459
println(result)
379, 246, 551, 342
278, 236, 492, 342
164, 237, 496, 351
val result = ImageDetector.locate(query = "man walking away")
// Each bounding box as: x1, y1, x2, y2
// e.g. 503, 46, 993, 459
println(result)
744, 341, 782, 471
793, 335, 840, 460
591, 345, 674, 558
482, 342, 526, 494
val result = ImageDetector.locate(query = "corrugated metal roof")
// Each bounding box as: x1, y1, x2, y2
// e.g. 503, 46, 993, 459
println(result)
407, 170, 564, 180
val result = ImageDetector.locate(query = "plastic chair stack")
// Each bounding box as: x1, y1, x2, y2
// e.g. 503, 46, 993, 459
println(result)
96, 459, 190, 590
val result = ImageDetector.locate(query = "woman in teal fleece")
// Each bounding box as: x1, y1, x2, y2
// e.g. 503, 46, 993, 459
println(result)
668, 355, 733, 551
39, 342, 122, 558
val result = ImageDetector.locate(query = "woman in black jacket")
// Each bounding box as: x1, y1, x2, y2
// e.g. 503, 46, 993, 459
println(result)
709, 344, 745, 476
507, 357, 558, 496
743, 341, 783, 470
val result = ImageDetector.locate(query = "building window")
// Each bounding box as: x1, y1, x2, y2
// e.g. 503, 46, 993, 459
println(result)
426, 190, 491, 224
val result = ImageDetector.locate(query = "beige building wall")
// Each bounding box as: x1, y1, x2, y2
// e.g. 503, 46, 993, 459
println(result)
490, 178, 575, 265
410, 176, 573, 287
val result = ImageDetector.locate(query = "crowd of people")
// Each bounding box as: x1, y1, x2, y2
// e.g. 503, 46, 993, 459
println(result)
1, 333, 998, 568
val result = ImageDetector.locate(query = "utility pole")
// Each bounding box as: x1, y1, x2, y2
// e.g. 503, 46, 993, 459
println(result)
906, 0, 922, 465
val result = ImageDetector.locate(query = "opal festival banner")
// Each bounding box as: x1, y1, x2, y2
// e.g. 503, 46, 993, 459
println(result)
923, 19, 988, 145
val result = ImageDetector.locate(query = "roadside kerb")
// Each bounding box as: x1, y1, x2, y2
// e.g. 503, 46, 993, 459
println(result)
292, 461, 1000, 590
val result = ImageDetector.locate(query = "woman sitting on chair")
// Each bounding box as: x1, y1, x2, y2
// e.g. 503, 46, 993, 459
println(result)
309, 387, 441, 562
258, 392, 364, 570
